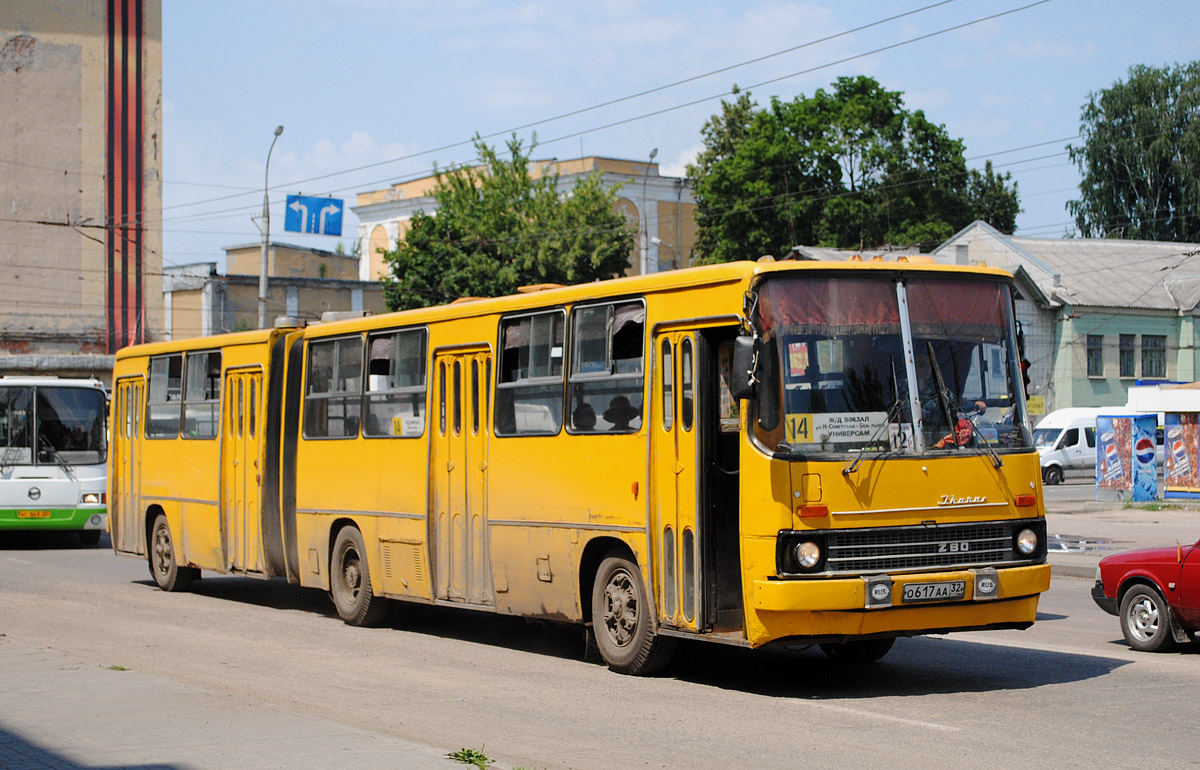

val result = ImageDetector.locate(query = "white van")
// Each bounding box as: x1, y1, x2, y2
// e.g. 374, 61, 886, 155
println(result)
1033, 407, 1160, 485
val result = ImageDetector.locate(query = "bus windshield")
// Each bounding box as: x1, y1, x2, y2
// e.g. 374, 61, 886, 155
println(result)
0, 385, 107, 467
752, 273, 1033, 457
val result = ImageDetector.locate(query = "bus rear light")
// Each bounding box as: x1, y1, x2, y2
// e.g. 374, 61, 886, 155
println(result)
1014, 494, 1036, 507
798, 505, 829, 518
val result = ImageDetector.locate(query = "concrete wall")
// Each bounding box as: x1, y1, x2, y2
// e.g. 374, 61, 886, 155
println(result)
0, 0, 162, 370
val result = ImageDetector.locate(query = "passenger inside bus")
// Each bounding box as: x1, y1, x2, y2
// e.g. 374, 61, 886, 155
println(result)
602, 396, 640, 431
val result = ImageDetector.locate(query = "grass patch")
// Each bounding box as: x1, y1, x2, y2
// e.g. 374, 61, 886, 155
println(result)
1123, 502, 1167, 511
106, 665, 128, 671
447, 748, 492, 768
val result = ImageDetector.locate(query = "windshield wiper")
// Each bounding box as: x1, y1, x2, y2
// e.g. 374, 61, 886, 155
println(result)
844, 358, 906, 475
843, 397, 904, 475
925, 343, 1002, 469
39, 433, 74, 477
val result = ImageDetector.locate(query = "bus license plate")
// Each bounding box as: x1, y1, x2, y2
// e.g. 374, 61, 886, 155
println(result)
901, 580, 966, 603
17, 510, 51, 519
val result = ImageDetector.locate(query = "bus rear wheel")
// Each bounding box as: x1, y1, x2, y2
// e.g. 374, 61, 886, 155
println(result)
591, 556, 675, 676
330, 526, 388, 627
148, 515, 197, 592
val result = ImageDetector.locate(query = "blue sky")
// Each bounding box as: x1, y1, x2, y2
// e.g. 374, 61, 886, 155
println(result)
160, 0, 1200, 270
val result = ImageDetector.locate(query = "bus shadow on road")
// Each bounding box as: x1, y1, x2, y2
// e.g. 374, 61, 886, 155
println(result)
145, 575, 342, 618
0, 726, 180, 770
666, 634, 1130, 697
147, 575, 591, 661
0, 531, 108, 550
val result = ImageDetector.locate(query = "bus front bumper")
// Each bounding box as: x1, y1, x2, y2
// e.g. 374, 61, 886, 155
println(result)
0, 507, 108, 531
746, 563, 1051, 647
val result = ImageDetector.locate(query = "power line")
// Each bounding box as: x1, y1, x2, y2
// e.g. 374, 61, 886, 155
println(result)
155, 0, 1054, 227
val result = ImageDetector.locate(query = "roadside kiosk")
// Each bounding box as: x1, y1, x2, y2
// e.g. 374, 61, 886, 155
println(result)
1095, 412, 1158, 502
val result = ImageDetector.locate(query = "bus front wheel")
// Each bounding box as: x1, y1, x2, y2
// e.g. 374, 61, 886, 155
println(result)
819, 637, 895, 663
329, 526, 388, 627
148, 515, 197, 592
591, 556, 675, 676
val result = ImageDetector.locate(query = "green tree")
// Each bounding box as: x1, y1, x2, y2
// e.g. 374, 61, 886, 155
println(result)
688, 76, 1019, 261
380, 136, 635, 310
1067, 61, 1200, 240
966, 160, 1021, 234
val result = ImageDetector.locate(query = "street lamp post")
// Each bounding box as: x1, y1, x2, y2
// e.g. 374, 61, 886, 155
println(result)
641, 148, 657, 274
258, 125, 284, 329
651, 236, 676, 271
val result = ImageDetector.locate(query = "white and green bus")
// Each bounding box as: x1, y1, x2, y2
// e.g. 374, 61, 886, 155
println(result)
0, 377, 108, 544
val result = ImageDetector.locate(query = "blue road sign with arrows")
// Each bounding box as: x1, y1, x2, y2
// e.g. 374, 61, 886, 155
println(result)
284, 195, 343, 236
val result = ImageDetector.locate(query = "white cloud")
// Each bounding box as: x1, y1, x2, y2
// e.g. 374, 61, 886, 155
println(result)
661, 143, 703, 178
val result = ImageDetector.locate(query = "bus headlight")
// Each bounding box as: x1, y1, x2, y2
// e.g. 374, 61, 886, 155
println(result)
1015, 528, 1038, 556
793, 541, 821, 569
81, 492, 104, 504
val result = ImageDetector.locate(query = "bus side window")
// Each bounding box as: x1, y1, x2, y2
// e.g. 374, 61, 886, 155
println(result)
568, 300, 644, 434
495, 311, 564, 436
146, 354, 183, 439
182, 351, 221, 439
364, 328, 427, 438
304, 336, 363, 439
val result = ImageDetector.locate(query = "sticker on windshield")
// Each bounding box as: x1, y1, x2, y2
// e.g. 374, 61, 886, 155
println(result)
785, 412, 889, 444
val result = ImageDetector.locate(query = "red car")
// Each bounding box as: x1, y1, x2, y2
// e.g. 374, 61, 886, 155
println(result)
1092, 540, 1200, 651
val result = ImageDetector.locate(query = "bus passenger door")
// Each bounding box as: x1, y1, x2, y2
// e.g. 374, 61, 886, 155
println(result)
220, 369, 265, 572
111, 378, 144, 554
652, 332, 701, 631
431, 349, 493, 606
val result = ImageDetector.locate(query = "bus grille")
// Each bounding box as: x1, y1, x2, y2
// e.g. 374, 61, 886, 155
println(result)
825, 522, 1016, 574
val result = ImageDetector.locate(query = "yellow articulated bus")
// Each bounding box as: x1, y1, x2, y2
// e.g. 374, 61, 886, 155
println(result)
109, 258, 1050, 674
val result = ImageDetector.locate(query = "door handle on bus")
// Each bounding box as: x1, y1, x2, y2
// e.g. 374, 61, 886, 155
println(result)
672, 461, 685, 474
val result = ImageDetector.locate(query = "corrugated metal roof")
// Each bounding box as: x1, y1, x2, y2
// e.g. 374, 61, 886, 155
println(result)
934, 221, 1200, 311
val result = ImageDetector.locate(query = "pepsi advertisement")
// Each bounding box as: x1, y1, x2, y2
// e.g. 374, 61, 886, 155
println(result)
1164, 412, 1200, 499
1096, 414, 1158, 502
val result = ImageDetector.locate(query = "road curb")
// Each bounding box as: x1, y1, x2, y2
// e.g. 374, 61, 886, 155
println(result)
1049, 562, 1096, 580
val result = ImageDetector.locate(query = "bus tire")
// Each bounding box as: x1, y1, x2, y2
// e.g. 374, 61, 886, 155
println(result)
591, 556, 675, 676
330, 526, 388, 627
148, 515, 196, 592
819, 637, 895, 663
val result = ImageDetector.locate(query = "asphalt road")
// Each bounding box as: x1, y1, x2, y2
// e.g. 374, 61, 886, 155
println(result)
2, 532, 1197, 770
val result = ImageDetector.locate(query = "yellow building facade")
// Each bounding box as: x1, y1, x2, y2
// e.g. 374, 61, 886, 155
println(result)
353, 156, 697, 283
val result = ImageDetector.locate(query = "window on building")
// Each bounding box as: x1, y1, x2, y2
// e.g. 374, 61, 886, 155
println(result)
182, 351, 221, 439
364, 328, 427, 438
304, 336, 363, 438
146, 354, 183, 438
1142, 335, 1166, 380
495, 310, 565, 436
1119, 334, 1136, 378
568, 300, 645, 434
1086, 334, 1103, 377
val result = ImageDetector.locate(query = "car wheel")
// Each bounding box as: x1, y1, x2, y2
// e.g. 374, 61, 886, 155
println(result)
819, 637, 896, 663
1043, 466, 1063, 486
1119, 584, 1176, 652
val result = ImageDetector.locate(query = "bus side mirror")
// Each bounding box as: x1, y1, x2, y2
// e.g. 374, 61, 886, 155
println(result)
730, 335, 757, 401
